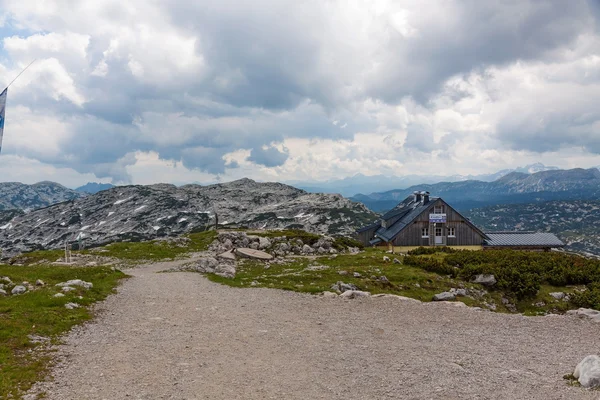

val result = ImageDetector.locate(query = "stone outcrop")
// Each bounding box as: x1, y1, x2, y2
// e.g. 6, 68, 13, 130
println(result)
0, 179, 376, 257
473, 274, 497, 286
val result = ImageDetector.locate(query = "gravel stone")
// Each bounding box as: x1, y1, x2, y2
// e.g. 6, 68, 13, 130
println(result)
25, 258, 600, 400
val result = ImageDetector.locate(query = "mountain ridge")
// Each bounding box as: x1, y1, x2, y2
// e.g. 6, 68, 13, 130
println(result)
352, 168, 600, 212
0, 179, 377, 256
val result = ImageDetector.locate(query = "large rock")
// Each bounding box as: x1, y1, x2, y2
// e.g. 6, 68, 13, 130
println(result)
258, 237, 271, 250
11, 285, 27, 295
432, 292, 456, 301
302, 244, 314, 254
235, 248, 274, 260
567, 308, 600, 322
339, 290, 371, 299
56, 279, 93, 290
549, 292, 565, 300
574, 355, 600, 388
196, 257, 220, 273
215, 263, 236, 279
0, 288, 7, 296
330, 281, 358, 293
473, 274, 497, 286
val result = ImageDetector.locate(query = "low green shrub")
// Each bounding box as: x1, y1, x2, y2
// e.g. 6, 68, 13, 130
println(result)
571, 283, 600, 310
407, 246, 458, 256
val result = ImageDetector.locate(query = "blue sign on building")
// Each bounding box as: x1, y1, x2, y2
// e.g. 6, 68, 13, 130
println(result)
429, 213, 447, 223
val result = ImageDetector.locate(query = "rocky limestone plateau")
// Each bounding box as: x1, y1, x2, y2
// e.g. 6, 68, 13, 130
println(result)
0, 179, 377, 257
0, 181, 85, 211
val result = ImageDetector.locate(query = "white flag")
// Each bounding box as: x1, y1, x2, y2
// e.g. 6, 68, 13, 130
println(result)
0, 88, 6, 154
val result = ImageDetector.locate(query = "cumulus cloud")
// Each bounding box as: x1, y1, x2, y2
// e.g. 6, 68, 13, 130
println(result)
248, 145, 289, 168
0, 0, 598, 186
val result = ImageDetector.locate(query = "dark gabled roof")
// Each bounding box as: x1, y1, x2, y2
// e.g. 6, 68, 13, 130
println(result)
360, 194, 488, 243
356, 221, 380, 234
484, 232, 565, 247
375, 197, 439, 242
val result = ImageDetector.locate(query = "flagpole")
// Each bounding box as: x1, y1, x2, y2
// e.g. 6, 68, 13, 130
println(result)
4, 59, 37, 91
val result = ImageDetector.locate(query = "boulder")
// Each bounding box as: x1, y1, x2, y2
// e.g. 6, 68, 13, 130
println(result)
353, 272, 362, 278
215, 263, 236, 279
53, 293, 65, 298
549, 292, 565, 300
321, 291, 338, 298
250, 242, 259, 250
317, 246, 327, 254
574, 355, 600, 388
329, 248, 338, 254
11, 285, 27, 295
0, 276, 11, 284
567, 308, 600, 322
302, 244, 314, 254
393, 258, 401, 264
473, 274, 497, 286
235, 248, 274, 261
0, 289, 7, 296
433, 292, 456, 301
35, 279, 45, 286
383, 256, 390, 262
64, 302, 80, 310
450, 288, 467, 297
338, 270, 348, 276
217, 251, 236, 261
258, 237, 271, 250
56, 279, 93, 289
378, 276, 390, 284
339, 290, 371, 299
330, 281, 358, 293
62, 286, 76, 292
223, 239, 234, 250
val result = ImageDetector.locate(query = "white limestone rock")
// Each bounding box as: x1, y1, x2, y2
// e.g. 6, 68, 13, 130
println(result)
433, 292, 456, 301
11, 285, 27, 295
339, 290, 371, 299
574, 355, 600, 388
473, 274, 497, 286
64, 302, 80, 310
55, 279, 93, 290
566, 308, 600, 322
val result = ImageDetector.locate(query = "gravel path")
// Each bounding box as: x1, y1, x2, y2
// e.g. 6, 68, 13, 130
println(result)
29, 260, 600, 400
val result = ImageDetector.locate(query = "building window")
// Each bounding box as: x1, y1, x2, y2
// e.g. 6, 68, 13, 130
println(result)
434, 205, 444, 214
448, 227, 456, 237
421, 228, 429, 238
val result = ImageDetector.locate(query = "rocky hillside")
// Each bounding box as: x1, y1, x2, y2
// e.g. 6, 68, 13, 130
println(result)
353, 168, 600, 212
465, 200, 600, 257
0, 178, 377, 256
0, 181, 85, 211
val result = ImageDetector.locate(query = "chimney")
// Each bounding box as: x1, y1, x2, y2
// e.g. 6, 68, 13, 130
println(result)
413, 191, 421, 202
423, 191, 430, 203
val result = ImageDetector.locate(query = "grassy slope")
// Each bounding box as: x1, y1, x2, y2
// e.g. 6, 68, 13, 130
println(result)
0, 265, 126, 399
208, 248, 585, 315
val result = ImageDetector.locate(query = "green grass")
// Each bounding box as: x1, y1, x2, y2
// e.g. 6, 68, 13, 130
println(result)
84, 231, 217, 261
9, 250, 66, 266
0, 264, 127, 399
206, 247, 588, 314
208, 248, 493, 303
9, 231, 218, 265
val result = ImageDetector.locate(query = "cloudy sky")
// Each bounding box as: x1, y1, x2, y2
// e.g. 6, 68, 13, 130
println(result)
0, 0, 599, 187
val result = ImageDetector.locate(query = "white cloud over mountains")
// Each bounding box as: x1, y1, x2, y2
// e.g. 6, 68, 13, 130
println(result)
0, 0, 599, 186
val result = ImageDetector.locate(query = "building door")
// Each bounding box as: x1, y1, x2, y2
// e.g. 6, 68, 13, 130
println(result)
435, 227, 443, 245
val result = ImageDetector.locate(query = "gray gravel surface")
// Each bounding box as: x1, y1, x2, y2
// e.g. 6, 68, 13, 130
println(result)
28, 260, 600, 400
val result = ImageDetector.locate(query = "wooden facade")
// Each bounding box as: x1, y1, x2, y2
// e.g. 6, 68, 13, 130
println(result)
357, 197, 487, 247
389, 199, 486, 247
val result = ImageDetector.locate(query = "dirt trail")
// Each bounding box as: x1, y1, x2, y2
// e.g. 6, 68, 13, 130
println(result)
29, 259, 599, 400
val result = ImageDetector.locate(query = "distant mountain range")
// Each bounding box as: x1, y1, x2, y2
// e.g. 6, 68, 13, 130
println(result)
75, 182, 115, 194
351, 168, 600, 212
0, 181, 84, 211
290, 163, 561, 197
0, 179, 376, 256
